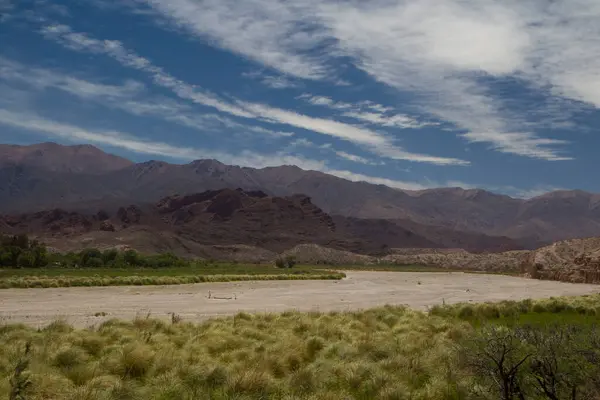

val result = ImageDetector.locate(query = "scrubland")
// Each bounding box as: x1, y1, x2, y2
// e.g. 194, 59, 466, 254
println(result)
2, 295, 600, 400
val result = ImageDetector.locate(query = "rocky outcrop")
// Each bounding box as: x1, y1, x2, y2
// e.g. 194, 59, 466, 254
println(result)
382, 249, 530, 273
117, 205, 142, 224
521, 237, 600, 283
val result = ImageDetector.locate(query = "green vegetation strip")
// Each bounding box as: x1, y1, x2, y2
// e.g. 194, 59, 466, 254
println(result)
430, 293, 600, 324
0, 272, 345, 289
2, 295, 600, 399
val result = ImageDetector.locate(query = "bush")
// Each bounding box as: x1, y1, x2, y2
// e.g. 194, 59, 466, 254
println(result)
275, 256, 297, 269
17, 252, 36, 268
84, 257, 104, 268
101, 249, 119, 265
123, 250, 141, 266
80, 249, 103, 267
275, 258, 286, 268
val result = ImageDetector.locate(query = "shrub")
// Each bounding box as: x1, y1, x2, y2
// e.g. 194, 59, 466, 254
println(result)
17, 252, 36, 268
275, 258, 286, 268
80, 249, 103, 267
275, 256, 297, 268
84, 257, 104, 268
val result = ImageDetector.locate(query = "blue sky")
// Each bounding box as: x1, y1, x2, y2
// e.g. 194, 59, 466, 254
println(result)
1, 0, 599, 197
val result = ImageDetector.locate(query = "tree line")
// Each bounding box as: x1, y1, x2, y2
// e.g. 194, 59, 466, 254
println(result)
0, 234, 189, 269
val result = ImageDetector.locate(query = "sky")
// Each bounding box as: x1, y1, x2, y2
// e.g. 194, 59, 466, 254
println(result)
1, 0, 599, 198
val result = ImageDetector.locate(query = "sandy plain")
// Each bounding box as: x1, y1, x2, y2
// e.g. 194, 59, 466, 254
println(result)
1, 271, 598, 327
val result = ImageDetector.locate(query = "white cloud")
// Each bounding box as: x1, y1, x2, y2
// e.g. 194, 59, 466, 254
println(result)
41, 24, 467, 166
260, 75, 299, 89
318, 1, 574, 160
342, 111, 426, 129
0, 0, 15, 22
41, 24, 255, 119
288, 138, 316, 148
303, 95, 334, 107
298, 93, 435, 128
243, 125, 295, 138
139, 0, 330, 80
334, 150, 381, 165
0, 57, 287, 137
0, 57, 144, 99
135, 0, 599, 161
323, 169, 431, 191
240, 100, 469, 165
297, 93, 351, 110
287, 138, 382, 165
242, 70, 300, 89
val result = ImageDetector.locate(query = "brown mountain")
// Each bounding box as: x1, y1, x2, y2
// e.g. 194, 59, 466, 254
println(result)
1, 142, 596, 248
0, 142, 132, 173
0, 188, 441, 255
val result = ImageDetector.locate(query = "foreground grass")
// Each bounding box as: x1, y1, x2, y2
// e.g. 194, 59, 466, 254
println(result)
0, 306, 470, 400
2, 295, 599, 399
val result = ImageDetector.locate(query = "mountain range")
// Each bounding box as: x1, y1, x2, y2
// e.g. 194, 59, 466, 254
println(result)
2, 142, 600, 252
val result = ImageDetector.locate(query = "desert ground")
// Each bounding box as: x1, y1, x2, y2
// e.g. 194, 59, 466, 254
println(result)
1, 271, 599, 328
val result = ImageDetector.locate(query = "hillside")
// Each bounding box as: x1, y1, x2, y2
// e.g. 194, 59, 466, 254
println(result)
1, 142, 599, 246
0, 189, 442, 256
0, 142, 132, 173
522, 237, 600, 283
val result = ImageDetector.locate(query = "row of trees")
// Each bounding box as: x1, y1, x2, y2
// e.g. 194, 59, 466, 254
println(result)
0, 234, 49, 268
0, 234, 189, 269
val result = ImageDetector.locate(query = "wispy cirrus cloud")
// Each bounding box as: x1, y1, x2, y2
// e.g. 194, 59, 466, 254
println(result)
260, 75, 299, 89
0, 57, 293, 138
41, 24, 256, 119
0, 0, 14, 22
333, 150, 382, 166
287, 137, 381, 165
41, 23, 468, 166
240, 101, 468, 165
297, 93, 437, 129
138, 0, 330, 80
135, 0, 598, 161
242, 70, 301, 89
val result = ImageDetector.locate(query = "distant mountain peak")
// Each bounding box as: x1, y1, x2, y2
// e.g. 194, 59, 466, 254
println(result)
1, 141, 600, 248
0, 142, 133, 174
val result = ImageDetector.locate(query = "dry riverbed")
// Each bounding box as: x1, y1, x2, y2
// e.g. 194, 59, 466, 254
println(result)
1, 271, 598, 327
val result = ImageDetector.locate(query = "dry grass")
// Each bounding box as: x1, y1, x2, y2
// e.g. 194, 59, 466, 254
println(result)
2, 295, 599, 399
0, 306, 473, 399
0, 272, 345, 289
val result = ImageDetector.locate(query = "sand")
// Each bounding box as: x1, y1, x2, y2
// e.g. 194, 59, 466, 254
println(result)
1, 271, 598, 328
